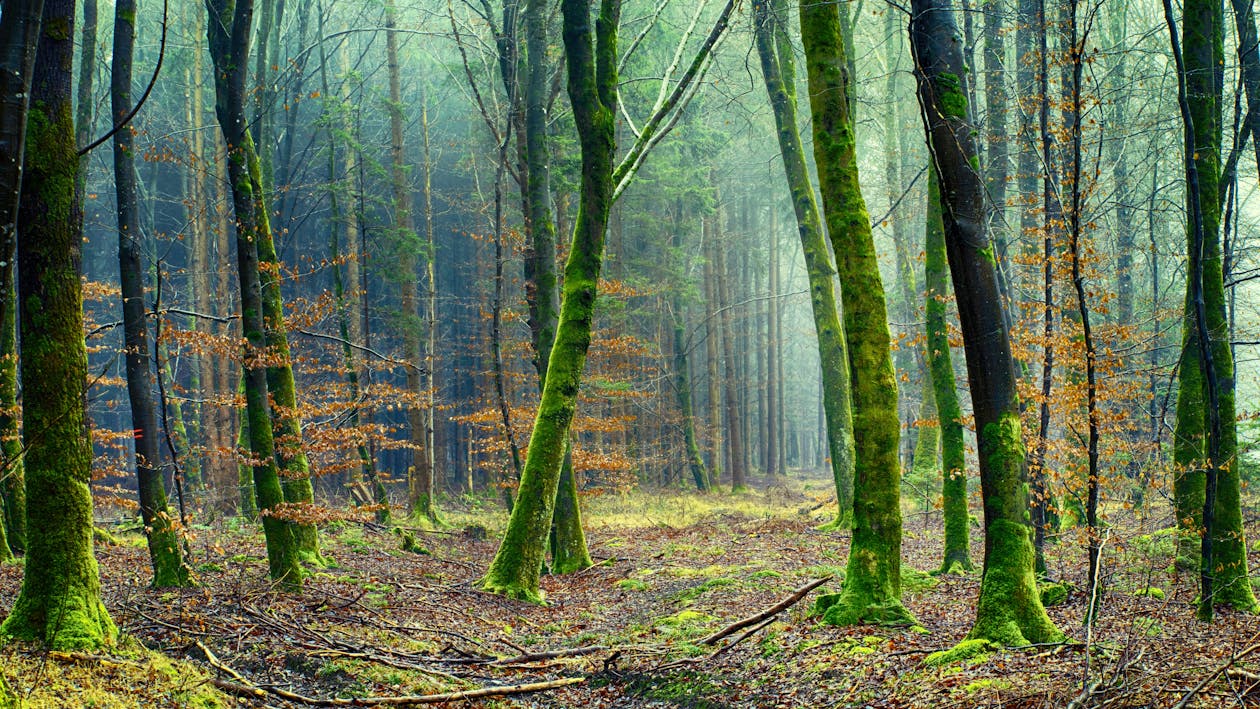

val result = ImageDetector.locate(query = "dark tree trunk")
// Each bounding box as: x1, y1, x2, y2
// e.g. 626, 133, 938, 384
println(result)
0, 0, 118, 647
910, 0, 1062, 648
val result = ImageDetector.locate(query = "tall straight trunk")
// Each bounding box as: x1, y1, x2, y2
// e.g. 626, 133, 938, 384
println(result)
73, 0, 96, 206
926, 171, 972, 573
0, 0, 45, 556
479, 0, 618, 602
1229, 0, 1260, 172
753, 0, 855, 527
766, 202, 781, 477
112, 0, 188, 587
0, 0, 118, 647
885, 10, 916, 474
1168, 0, 1257, 616
318, 1, 387, 521
800, 0, 914, 627
205, 0, 302, 588
0, 286, 18, 556
1014, 0, 1038, 302
385, 0, 436, 525
715, 205, 747, 492
982, 0, 1011, 307
911, 0, 1062, 648
703, 220, 723, 484
672, 203, 708, 491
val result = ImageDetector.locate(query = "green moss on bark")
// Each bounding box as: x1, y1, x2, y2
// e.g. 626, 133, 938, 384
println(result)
800, 0, 912, 627
2, 61, 116, 648
0, 284, 22, 554
754, 0, 855, 532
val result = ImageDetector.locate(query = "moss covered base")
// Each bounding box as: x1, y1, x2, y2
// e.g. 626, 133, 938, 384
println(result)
477, 576, 546, 605
968, 520, 1064, 647
816, 511, 853, 532
812, 589, 916, 628
1, 584, 118, 650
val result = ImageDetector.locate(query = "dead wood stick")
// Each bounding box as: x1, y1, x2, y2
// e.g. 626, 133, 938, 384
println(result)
699, 576, 832, 646
1172, 641, 1260, 709
208, 676, 585, 706
197, 641, 583, 706
713, 617, 775, 657
491, 645, 608, 665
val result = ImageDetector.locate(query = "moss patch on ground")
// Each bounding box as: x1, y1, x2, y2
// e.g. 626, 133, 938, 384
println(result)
0, 638, 229, 708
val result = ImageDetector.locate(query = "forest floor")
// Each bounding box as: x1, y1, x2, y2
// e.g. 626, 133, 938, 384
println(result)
4, 475, 1260, 707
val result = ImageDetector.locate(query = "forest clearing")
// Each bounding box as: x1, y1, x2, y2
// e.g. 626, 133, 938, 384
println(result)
7, 478, 1260, 708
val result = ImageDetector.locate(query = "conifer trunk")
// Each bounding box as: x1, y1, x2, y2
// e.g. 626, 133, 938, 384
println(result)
0, 0, 118, 647
910, 0, 1062, 647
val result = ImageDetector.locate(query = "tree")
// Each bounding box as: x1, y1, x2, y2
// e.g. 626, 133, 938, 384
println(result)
205, 0, 302, 589
0, 0, 118, 648
799, 0, 914, 626
111, 0, 189, 588
478, 0, 621, 602
386, 0, 438, 525
1164, 0, 1257, 618
752, 0, 856, 529
910, 0, 1063, 648
925, 171, 971, 574
0, 0, 45, 558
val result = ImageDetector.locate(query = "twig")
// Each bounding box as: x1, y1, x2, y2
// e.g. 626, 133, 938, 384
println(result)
1172, 641, 1260, 709
196, 640, 582, 706
491, 646, 608, 666
712, 617, 775, 657
699, 576, 831, 646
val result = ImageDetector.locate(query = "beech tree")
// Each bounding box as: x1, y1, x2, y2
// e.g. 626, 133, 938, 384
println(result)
0, 0, 117, 649
752, 0, 856, 529
111, 0, 189, 588
205, 0, 303, 588
1165, 0, 1257, 618
910, 0, 1063, 649
798, 0, 913, 626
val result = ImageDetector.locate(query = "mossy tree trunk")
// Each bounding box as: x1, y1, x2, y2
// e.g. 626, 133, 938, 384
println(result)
752, 0, 855, 528
0, 0, 44, 559
1168, 0, 1257, 617
0, 0, 118, 648
205, 0, 302, 589
672, 207, 709, 492
799, 0, 914, 627
910, 0, 1063, 647
478, 0, 618, 602
0, 284, 23, 554
925, 171, 972, 574
111, 0, 189, 588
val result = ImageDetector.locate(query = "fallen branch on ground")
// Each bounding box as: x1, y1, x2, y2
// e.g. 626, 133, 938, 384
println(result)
699, 576, 832, 646
1172, 639, 1260, 709
196, 640, 583, 706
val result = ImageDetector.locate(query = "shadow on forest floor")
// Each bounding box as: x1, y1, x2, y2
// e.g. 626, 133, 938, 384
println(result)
2, 474, 1259, 707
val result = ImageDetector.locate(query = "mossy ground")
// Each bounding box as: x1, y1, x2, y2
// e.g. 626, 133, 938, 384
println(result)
0, 637, 228, 708
3, 474, 1260, 706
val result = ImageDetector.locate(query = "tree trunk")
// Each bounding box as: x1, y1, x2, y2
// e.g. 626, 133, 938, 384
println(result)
752, 0, 855, 527
1168, 0, 1257, 616
478, 0, 618, 602
800, 0, 914, 626
926, 171, 972, 574
716, 201, 747, 492
0, 0, 118, 647
910, 0, 1062, 647
112, 0, 188, 587
206, 0, 302, 588
0, 0, 45, 557
385, 0, 437, 525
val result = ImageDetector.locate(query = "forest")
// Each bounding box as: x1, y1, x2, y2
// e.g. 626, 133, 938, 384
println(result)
1, 0, 1260, 704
